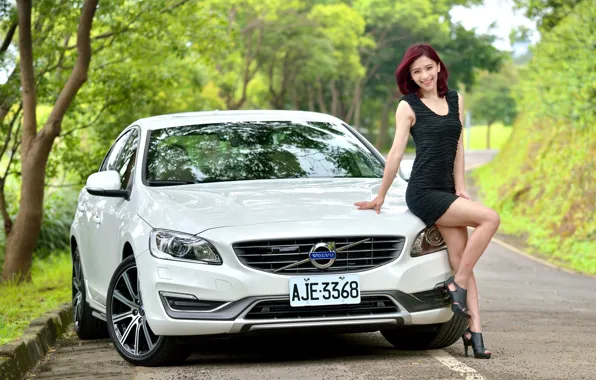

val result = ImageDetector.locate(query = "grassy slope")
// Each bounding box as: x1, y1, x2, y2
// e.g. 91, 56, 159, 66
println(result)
471, 1, 595, 275
472, 116, 595, 275
0, 252, 71, 345
461, 123, 512, 150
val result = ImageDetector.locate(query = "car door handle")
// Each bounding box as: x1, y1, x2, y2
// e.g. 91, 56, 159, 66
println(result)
93, 215, 101, 224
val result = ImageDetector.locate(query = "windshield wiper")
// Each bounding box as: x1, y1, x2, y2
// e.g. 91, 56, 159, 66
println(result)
147, 180, 197, 187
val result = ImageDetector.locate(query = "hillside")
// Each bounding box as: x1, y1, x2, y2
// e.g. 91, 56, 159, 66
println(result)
472, 0, 595, 275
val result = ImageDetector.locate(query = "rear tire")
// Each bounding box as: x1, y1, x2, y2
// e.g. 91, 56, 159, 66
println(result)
106, 255, 191, 366
72, 247, 108, 340
381, 314, 468, 350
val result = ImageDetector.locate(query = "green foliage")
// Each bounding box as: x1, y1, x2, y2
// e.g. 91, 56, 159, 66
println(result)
45, 0, 232, 183
34, 188, 79, 259
467, 61, 519, 126
513, 0, 583, 32
0, 251, 71, 344
440, 23, 505, 91
473, 0, 596, 275
0, 0, 520, 268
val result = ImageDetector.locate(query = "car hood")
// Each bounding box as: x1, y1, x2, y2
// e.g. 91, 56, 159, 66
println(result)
137, 178, 415, 234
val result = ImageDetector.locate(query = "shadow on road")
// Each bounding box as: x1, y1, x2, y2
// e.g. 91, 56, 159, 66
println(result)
181, 332, 416, 366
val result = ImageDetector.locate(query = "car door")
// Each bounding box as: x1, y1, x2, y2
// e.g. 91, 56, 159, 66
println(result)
91, 128, 141, 304
85, 129, 134, 303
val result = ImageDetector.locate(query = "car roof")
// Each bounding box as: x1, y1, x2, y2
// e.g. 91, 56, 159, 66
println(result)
134, 110, 346, 131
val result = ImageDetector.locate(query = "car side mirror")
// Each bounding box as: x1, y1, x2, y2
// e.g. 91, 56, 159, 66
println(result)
398, 159, 414, 182
85, 171, 128, 198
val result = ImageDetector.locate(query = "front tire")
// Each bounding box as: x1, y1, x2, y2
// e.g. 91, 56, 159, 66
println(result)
381, 314, 468, 350
106, 255, 191, 366
72, 247, 108, 339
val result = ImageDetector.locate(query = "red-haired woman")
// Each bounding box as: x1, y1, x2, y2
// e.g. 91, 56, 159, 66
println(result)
354, 43, 497, 359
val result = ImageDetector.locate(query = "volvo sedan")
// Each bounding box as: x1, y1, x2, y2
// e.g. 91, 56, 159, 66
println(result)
69, 110, 465, 366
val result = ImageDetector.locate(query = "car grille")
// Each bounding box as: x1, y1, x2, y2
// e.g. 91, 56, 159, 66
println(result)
244, 295, 399, 320
232, 236, 405, 274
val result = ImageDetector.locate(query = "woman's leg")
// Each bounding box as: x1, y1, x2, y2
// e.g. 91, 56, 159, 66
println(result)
436, 224, 491, 356
435, 197, 500, 290
435, 225, 485, 335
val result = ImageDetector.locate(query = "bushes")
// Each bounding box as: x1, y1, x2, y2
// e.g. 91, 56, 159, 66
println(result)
35, 188, 79, 259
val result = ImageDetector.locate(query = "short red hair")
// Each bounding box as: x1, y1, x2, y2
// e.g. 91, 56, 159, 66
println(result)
395, 44, 449, 98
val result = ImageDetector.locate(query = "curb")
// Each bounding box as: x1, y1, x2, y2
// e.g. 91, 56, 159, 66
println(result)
0, 303, 73, 380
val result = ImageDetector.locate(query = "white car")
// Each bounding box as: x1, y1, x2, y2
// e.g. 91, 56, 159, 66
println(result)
70, 110, 465, 366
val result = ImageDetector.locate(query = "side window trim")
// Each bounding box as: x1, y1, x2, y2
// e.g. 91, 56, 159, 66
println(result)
120, 128, 141, 190
99, 130, 132, 172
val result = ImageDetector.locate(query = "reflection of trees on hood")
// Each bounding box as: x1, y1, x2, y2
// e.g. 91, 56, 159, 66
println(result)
145, 122, 384, 183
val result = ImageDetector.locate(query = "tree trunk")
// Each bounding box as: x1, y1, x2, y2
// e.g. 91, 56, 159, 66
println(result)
375, 92, 394, 149
486, 121, 493, 150
353, 82, 362, 129
315, 78, 328, 114
330, 80, 339, 117
291, 90, 300, 110
307, 87, 315, 111
2, 0, 98, 282
2, 141, 53, 281
354, 98, 361, 130
343, 79, 361, 126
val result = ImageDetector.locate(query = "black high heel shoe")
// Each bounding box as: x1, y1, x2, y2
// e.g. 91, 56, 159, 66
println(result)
462, 328, 492, 359
444, 276, 471, 318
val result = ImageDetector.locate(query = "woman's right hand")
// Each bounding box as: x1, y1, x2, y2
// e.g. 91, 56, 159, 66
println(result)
354, 195, 385, 214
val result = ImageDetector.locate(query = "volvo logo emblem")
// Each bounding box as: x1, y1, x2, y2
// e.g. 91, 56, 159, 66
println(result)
273, 237, 371, 272
308, 242, 337, 269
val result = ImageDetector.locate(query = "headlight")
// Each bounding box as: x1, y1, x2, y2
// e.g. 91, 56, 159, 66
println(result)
149, 229, 222, 264
410, 226, 447, 257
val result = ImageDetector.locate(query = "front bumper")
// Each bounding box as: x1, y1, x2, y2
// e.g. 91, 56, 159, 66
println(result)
136, 222, 454, 336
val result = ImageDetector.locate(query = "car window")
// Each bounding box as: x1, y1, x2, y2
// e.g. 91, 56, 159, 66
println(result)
101, 130, 132, 172
144, 121, 384, 184
111, 129, 140, 189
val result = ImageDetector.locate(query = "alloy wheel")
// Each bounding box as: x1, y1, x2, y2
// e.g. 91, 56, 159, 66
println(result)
72, 253, 84, 330
110, 265, 162, 356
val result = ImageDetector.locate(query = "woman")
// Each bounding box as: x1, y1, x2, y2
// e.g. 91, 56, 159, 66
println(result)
354, 43, 498, 359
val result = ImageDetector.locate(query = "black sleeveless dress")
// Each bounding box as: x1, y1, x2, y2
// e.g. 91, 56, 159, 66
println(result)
401, 89, 462, 227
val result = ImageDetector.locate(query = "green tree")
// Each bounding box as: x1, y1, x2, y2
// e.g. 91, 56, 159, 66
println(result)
468, 61, 518, 149
1, 0, 99, 281
1, 0, 230, 280
513, 0, 583, 32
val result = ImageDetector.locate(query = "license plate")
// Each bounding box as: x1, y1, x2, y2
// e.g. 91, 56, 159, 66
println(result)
289, 274, 360, 307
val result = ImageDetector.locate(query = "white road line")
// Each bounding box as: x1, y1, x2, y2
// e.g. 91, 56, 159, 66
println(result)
428, 349, 487, 380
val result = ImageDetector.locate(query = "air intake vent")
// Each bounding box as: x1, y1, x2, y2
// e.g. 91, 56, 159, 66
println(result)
245, 295, 399, 320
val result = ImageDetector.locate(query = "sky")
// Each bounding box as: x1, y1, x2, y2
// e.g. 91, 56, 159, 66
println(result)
450, 0, 540, 54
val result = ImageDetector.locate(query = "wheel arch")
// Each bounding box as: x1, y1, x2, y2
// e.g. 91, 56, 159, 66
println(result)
123, 241, 134, 261
70, 235, 78, 257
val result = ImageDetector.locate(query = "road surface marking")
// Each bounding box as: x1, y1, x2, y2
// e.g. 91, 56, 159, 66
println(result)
428, 349, 487, 380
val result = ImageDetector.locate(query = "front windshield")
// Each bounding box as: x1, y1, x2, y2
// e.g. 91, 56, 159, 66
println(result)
144, 121, 384, 184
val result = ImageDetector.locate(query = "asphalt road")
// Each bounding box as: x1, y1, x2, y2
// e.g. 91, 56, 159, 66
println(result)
26, 150, 596, 380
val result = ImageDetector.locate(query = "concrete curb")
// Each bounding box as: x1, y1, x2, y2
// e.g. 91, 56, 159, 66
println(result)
0, 303, 72, 380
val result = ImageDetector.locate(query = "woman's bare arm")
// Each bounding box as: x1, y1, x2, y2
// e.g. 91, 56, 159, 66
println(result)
355, 99, 414, 213
378, 100, 415, 198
